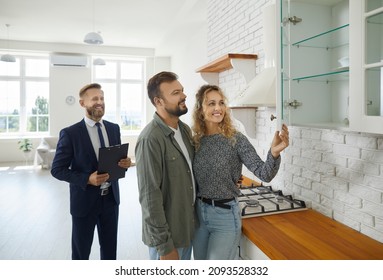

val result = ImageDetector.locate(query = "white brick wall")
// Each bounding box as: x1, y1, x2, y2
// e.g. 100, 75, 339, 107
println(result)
207, 0, 383, 242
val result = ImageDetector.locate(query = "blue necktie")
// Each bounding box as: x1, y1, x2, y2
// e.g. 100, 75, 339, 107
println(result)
95, 122, 105, 148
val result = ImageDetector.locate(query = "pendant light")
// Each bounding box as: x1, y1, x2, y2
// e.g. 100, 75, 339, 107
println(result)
1, 24, 16, 63
93, 58, 106, 65
84, 0, 104, 45
84, 32, 103, 45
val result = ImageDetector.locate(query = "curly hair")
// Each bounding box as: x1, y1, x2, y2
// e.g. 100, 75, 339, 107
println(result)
192, 84, 237, 150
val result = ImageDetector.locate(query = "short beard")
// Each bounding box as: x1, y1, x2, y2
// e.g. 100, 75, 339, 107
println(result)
165, 106, 188, 117
86, 106, 104, 120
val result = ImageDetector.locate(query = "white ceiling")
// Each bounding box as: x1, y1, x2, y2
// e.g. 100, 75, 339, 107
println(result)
0, 0, 207, 56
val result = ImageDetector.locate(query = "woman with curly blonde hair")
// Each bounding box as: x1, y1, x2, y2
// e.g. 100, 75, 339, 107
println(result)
192, 85, 236, 150
191, 84, 289, 260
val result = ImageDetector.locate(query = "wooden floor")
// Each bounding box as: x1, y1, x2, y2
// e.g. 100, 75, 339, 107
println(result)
0, 163, 148, 260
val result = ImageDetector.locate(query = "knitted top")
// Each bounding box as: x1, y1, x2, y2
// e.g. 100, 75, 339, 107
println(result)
193, 132, 281, 200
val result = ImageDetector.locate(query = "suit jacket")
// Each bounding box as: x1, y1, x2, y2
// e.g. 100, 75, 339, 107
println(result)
51, 119, 121, 217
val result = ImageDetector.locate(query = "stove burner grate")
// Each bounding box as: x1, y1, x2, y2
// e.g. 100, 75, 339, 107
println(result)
238, 184, 307, 218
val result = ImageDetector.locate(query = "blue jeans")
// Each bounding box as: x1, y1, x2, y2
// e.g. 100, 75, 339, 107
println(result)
193, 198, 241, 260
149, 246, 192, 260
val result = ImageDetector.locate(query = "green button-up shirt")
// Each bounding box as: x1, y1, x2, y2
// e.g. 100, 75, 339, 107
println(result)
135, 113, 197, 256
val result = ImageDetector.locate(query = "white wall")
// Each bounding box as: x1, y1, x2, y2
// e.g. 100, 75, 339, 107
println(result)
171, 25, 209, 127
163, 0, 208, 126
49, 66, 91, 137
206, 0, 383, 243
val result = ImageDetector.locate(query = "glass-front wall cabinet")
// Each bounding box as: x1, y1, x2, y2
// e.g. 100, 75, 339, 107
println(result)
349, 0, 383, 134
365, 2, 383, 116
278, 0, 350, 129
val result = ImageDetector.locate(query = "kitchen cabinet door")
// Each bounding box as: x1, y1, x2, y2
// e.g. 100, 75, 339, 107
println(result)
277, 0, 350, 130
349, 0, 383, 134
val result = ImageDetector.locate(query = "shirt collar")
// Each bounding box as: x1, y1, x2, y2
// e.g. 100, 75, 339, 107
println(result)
169, 125, 179, 132
153, 113, 174, 136
84, 116, 103, 128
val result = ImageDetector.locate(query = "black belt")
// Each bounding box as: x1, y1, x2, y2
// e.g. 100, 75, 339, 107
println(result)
198, 197, 234, 209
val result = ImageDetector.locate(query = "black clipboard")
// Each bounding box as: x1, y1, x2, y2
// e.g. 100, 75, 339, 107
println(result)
98, 143, 129, 181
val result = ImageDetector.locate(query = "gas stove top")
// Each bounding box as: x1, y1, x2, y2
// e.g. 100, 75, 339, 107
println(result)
238, 184, 307, 218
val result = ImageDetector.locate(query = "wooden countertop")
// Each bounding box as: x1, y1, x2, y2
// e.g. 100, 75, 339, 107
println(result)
242, 209, 383, 259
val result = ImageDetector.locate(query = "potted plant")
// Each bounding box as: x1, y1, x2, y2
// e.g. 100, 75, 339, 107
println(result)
18, 138, 33, 152
18, 138, 34, 165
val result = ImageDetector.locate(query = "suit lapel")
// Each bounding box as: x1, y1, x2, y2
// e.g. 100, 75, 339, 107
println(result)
103, 121, 116, 146
79, 119, 98, 163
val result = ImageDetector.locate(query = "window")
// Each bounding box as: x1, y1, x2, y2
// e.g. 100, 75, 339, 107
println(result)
0, 55, 50, 136
93, 57, 145, 134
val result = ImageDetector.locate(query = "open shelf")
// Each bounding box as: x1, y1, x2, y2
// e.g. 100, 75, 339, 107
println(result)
196, 53, 258, 85
196, 53, 258, 73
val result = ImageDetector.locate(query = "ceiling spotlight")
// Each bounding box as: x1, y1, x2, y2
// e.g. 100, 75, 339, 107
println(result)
1, 24, 16, 63
93, 58, 106, 65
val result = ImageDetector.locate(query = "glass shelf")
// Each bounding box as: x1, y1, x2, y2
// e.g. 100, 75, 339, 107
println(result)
292, 24, 349, 49
292, 68, 349, 82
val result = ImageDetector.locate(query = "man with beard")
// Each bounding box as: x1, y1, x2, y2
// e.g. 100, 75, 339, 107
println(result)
135, 71, 197, 260
51, 83, 131, 260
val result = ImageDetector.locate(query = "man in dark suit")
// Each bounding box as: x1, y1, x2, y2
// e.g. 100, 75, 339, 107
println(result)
51, 83, 131, 260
